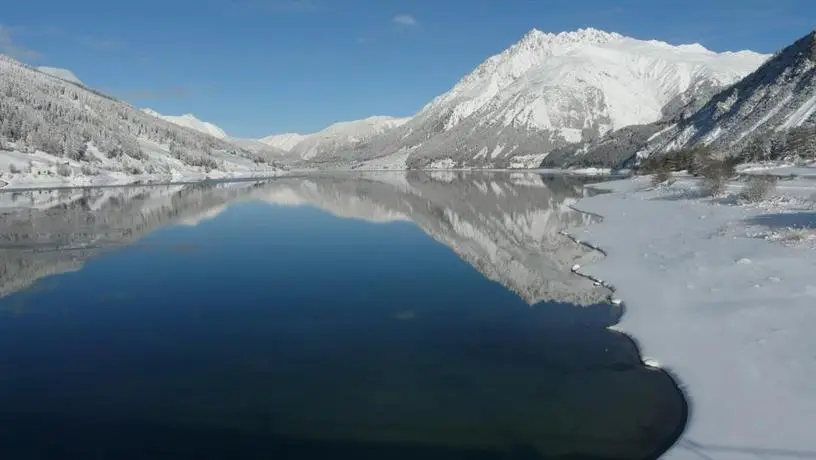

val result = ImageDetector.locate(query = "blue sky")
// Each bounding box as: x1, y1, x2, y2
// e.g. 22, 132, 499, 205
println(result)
2, 0, 815, 138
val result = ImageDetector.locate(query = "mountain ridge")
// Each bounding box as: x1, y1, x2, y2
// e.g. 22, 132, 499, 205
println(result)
142, 109, 229, 140
642, 30, 816, 161
0, 54, 283, 187
10, 26, 810, 177
316, 27, 769, 169
261, 116, 411, 163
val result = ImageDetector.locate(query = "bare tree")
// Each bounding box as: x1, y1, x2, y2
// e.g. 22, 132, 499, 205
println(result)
740, 175, 778, 202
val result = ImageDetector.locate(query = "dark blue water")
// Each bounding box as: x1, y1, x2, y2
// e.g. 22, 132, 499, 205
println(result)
0, 173, 687, 460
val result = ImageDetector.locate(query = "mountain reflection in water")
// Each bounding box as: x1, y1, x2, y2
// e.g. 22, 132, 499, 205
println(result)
0, 172, 687, 460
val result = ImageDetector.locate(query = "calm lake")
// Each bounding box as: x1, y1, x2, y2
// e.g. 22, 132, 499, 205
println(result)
0, 172, 687, 460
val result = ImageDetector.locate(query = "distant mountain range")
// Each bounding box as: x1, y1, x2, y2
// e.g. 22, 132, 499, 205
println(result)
256, 27, 771, 169
141, 109, 229, 140
5, 27, 816, 178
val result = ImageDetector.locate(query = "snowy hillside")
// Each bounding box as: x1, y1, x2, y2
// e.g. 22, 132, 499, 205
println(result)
36, 66, 84, 86
142, 109, 229, 139
0, 55, 283, 189
328, 28, 767, 169
276, 116, 410, 163
226, 137, 290, 158
645, 30, 816, 160
259, 133, 308, 151
139, 110, 292, 160
540, 123, 668, 170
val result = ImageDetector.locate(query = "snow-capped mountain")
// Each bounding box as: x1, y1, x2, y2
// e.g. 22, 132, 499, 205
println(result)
226, 137, 290, 157
645, 30, 816, 160
262, 116, 411, 163
0, 55, 282, 187
139, 110, 291, 159
331, 28, 767, 169
36, 66, 84, 86
259, 133, 308, 151
142, 109, 229, 140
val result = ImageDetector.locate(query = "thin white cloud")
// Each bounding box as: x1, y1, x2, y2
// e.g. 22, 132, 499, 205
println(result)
76, 36, 121, 50
270, 0, 319, 12
0, 25, 43, 60
392, 14, 417, 26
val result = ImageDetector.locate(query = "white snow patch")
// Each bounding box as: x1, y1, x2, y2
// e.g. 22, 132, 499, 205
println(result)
559, 127, 583, 143
778, 92, 816, 131
426, 158, 456, 169
473, 146, 489, 160
647, 124, 677, 142
490, 144, 505, 159
700, 126, 722, 145
507, 153, 549, 169
0, 145, 283, 191
734, 93, 792, 143
570, 177, 816, 459
258, 133, 308, 151
569, 167, 612, 176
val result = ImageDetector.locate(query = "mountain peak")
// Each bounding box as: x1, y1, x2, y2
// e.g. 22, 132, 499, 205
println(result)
520, 27, 624, 48
801, 29, 816, 60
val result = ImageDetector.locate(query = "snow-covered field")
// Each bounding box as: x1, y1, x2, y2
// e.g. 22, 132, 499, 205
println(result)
737, 160, 816, 178
0, 144, 284, 190
568, 175, 816, 459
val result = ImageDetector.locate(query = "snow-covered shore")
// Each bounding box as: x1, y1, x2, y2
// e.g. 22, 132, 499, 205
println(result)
0, 148, 287, 191
0, 169, 285, 191
568, 175, 816, 459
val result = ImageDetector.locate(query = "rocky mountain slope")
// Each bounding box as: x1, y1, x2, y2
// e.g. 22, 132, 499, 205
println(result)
540, 123, 669, 169
0, 55, 283, 188
644, 30, 816, 161
322, 28, 767, 169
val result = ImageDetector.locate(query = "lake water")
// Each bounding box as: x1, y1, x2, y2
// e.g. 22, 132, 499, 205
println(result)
0, 172, 687, 460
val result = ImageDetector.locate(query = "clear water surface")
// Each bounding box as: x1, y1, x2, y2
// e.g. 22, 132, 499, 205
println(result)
0, 172, 687, 460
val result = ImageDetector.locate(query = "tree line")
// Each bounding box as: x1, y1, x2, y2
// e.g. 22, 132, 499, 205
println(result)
0, 55, 269, 172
